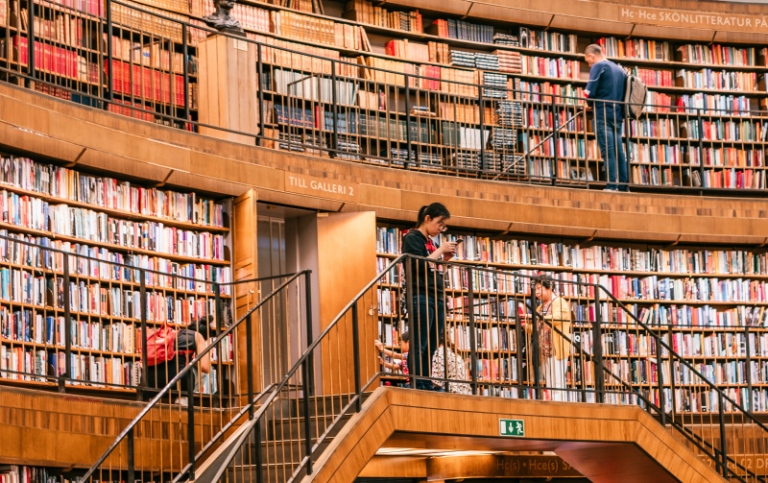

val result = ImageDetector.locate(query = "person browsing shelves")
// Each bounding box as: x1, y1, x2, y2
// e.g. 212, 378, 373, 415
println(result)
584, 44, 629, 192
525, 277, 572, 401
401, 202, 457, 390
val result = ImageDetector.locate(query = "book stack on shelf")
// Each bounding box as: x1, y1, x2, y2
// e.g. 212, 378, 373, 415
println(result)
375, 223, 768, 409
344, 0, 422, 33
0, 155, 232, 390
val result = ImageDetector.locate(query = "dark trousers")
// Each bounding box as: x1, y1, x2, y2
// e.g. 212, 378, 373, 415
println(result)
412, 293, 445, 390
595, 113, 628, 191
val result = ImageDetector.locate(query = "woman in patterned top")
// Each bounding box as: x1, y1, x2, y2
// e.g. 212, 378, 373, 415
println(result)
431, 332, 471, 395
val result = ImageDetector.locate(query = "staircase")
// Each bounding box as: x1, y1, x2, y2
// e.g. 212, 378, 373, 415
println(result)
82, 255, 768, 483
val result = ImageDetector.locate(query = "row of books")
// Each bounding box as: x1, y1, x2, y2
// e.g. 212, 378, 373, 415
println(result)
0, 190, 227, 260
0, 231, 232, 293
343, 0, 423, 33
107, 59, 187, 107
522, 134, 598, 160
629, 67, 674, 88
112, 1, 185, 43
583, 273, 768, 304
7, 36, 98, 83
681, 119, 768, 143
18, 9, 91, 50
0, 346, 141, 386
0, 272, 216, 322
628, 118, 677, 138
0, 157, 225, 227
377, 228, 768, 277
427, 18, 494, 44
520, 56, 581, 80
596, 37, 671, 61
109, 35, 196, 76
270, 10, 371, 51
676, 44, 758, 67
515, 80, 584, 104
522, 106, 586, 131
0, 466, 65, 483
675, 69, 758, 92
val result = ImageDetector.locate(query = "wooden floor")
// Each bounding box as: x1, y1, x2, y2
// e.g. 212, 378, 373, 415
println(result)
305, 388, 725, 483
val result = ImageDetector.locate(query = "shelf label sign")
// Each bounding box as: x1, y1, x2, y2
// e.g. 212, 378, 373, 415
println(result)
618, 6, 768, 32
285, 173, 359, 202
499, 419, 525, 437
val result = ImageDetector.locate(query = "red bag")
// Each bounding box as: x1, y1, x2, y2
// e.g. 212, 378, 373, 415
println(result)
145, 326, 178, 366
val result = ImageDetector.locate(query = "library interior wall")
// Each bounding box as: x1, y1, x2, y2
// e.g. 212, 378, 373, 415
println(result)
6, 0, 768, 472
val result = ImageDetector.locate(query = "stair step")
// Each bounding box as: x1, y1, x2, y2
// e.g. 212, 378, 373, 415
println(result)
267, 413, 353, 440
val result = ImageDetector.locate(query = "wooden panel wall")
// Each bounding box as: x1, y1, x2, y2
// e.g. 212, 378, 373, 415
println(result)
197, 34, 259, 144
2, 83, 768, 245
0, 387, 237, 469
315, 212, 377, 393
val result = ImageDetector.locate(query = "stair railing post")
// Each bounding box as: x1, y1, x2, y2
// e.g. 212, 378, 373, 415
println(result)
254, 418, 263, 483
718, 391, 728, 478
246, 312, 255, 419
530, 282, 541, 400
187, 368, 196, 480
302, 359, 313, 474
655, 332, 666, 426
62, 254, 72, 391
352, 303, 362, 412
139, 272, 148, 399
593, 290, 604, 403
467, 266, 479, 395
127, 427, 135, 483
305, 270, 314, 395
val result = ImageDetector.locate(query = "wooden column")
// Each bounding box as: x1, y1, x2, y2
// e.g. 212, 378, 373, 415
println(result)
197, 34, 259, 145
232, 189, 261, 397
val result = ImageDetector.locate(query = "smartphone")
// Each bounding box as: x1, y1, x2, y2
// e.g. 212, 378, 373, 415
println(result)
455, 238, 464, 244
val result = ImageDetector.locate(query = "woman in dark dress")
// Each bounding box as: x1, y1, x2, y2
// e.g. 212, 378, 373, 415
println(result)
401, 203, 457, 390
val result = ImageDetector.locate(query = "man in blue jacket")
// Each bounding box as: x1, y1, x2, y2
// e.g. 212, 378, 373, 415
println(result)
584, 44, 628, 192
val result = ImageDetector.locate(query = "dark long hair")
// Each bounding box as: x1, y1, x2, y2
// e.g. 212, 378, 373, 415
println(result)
415, 203, 450, 228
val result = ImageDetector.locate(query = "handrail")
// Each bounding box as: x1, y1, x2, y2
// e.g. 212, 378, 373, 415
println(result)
80, 270, 310, 482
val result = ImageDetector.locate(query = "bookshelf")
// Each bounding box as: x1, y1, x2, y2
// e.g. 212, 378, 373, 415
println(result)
375, 223, 768, 410
0, 154, 233, 392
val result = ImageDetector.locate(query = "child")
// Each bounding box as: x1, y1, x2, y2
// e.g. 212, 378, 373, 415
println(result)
374, 331, 410, 387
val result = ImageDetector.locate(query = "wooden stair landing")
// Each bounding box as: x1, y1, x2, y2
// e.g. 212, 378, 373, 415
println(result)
303, 387, 725, 483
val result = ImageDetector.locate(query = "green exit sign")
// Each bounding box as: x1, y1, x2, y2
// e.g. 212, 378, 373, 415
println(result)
499, 419, 525, 437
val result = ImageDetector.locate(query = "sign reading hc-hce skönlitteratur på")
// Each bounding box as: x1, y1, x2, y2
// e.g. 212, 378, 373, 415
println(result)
618, 5, 768, 32
285, 173, 359, 202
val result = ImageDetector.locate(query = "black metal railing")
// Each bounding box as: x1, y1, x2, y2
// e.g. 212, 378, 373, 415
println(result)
147, 254, 766, 483
0, 229, 239, 394
80, 269, 312, 483
2, 0, 768, 195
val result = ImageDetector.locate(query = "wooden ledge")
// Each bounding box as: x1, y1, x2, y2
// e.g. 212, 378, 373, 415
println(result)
1, 83, 768, 244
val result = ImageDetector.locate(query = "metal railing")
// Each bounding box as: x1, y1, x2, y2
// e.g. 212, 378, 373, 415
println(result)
1, 0, 768, 195
166, 254, 766, 483
0, 229, 238, 394
81, 269, 312, 483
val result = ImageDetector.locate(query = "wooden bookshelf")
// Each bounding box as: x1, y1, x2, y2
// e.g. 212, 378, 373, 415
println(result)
0, 154, 233, 391
376, 223, 768, 412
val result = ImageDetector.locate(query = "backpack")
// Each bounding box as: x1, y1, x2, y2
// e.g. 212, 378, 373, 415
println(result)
145, 326, 178, 366
624, 72, 647, 120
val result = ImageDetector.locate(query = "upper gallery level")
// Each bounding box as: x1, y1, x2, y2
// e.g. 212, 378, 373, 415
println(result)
3, 0, 768, 197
